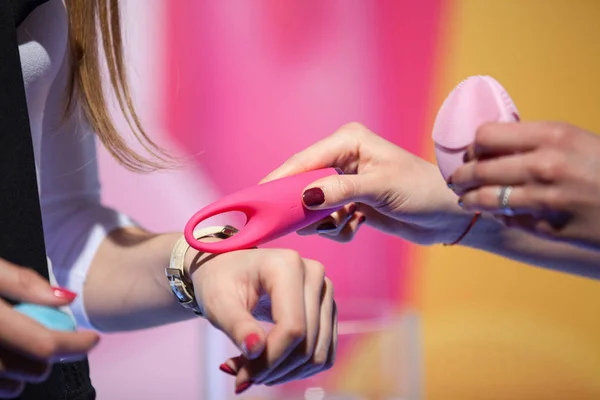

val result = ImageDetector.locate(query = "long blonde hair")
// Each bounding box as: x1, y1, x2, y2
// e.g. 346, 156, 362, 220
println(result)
65, 0, 172, 172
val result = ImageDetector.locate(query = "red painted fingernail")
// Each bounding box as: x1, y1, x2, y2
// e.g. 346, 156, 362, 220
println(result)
358, 216, 366, 225
302, 188, 325, 207
52, 287, 77, 301
219, 363, 236, 376
235, 380, 253, 395
512, 112, 520, 122
242, 333, 261, 356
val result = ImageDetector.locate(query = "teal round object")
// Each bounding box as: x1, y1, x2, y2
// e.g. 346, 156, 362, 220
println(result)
14, 304, 76, 332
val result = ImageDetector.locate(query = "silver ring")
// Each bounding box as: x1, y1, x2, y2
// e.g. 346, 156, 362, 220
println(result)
498, 185, 515, 216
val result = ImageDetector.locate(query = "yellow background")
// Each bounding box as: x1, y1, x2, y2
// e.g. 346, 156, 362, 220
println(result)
419, 1, 600, 399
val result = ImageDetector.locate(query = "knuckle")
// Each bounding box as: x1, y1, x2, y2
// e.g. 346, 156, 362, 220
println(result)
269, 249, 304, 271
474, 123, 496, 146
547, 122, 576, 147
308, 261, 326, 281
283, 321, 307, 343
336, 176, 358, 200
529, 151, 566, 182
339, 122, 368, 137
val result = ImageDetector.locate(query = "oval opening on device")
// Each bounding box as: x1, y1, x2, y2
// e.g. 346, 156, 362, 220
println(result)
193, 211, 247, 242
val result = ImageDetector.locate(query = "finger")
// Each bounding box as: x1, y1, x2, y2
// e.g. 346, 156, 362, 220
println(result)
219, 355, 245, 377
302, 173, 389, 210
259, 126, 363, 184
459, 184, 561, 215
0, 348, 50, 383
321, 212, 367, 243
258, 260, 326, 385
450, 153, 535, 195
297, 203, 356, 236
202, 278, 268, 361
0, 302, 99, 362
0, 260, 76, 306
264, 276, 335, 386
0, 378, 24, 399
234, 251, 307, 392
472, 121, 564, 156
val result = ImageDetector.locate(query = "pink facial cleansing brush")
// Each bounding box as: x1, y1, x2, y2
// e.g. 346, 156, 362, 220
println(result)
432, 75, 520, 181
184, 168, 343, 253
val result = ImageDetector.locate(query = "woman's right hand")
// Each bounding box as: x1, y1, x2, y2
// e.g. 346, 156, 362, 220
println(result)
0, 259, 99, 399
261, 123, 473, 245
191, 248, 337, 395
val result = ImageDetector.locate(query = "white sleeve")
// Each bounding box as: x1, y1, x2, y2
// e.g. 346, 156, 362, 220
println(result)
39, 50, 137, 330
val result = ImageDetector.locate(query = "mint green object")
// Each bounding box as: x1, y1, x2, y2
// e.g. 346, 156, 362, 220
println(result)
14, 304, 76, 331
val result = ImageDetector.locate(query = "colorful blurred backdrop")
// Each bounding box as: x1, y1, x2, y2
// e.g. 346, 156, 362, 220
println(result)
89, 0, 600, 399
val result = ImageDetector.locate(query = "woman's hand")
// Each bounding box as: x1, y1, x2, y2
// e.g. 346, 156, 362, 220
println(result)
0, 259, 99, 399
261, 122, 470, 245
191, 248, 337, 395
449, 122, 600, 250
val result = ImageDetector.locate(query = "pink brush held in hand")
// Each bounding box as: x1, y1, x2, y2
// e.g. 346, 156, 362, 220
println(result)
184, 168, 343, 253
432, 75, 520, 180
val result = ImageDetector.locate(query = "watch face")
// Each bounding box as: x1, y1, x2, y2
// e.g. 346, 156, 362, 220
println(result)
167, 276, 189, 302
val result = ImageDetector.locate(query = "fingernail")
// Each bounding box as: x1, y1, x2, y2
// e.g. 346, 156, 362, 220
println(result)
316, 222, 337, 233
512, 112, 520, 122
219, 363, 236, 376
52, 287, 77, 301
348, 203, 357, 214
334, 167, 344, 175
458, 198, 464, 208
447, 176, 454, 189
358, 215, 366, 225
463, 150, 471, 164
235, 380, 253, 395
303, 187, 325, 207
242, 333, 261, 357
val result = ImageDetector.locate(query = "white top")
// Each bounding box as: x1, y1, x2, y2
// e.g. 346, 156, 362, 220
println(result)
17, 0, 136, 329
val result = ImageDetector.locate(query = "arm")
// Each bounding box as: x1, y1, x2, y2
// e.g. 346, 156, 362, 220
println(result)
460, 211, 600, 280
40, 42, 199, 332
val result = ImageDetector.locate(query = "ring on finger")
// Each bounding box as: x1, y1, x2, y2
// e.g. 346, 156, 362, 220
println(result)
498, 185, 516, 216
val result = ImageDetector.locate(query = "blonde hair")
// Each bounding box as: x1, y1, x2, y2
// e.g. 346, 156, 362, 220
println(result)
65, 0, 173, 172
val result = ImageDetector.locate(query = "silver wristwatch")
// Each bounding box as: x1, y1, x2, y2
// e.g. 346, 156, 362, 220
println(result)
165, 225, 238, 315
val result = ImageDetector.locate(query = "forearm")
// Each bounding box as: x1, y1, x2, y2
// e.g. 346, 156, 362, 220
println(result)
82, 227, 199, 332
461, 212, 600, 279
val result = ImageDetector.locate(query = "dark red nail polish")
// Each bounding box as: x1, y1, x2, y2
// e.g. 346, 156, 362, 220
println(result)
303, 188, 325, 207
512, 112, 520, 122
358, 216, 366, 225
219, 363, 236, 376
235, 381, 253, 395
348, 203, 357, 214
243, 333, 261, 356
52, 287, 77, 301
316, 222, 337, 233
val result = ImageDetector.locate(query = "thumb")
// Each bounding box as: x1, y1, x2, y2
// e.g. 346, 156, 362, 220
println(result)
302, 173, 384, 209
0, 259, 76, 306
206, 298, 266, 360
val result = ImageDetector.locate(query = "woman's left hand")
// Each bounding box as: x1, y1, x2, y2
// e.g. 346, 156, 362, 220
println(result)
450, 121, 600, 250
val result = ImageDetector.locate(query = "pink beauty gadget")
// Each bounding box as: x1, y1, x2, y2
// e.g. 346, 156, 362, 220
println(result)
184, 168, 343, 253
432, 75, 520, 181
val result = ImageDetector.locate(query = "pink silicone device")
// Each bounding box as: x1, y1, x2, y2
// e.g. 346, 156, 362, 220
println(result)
184, 168, 343, 253
432, 75, 520, 181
